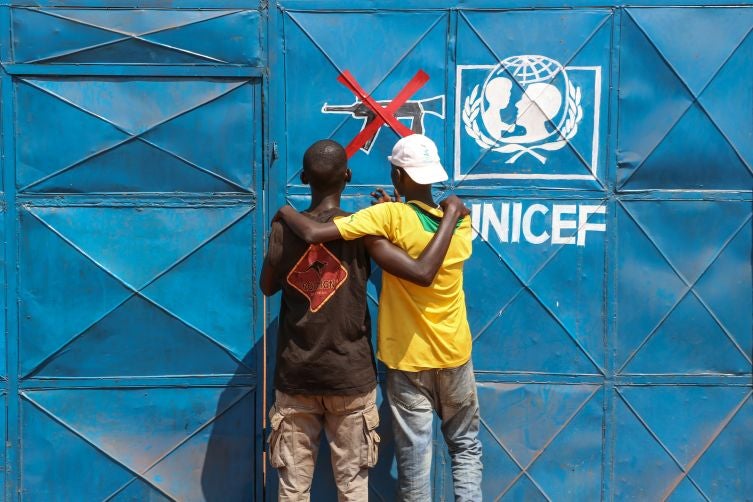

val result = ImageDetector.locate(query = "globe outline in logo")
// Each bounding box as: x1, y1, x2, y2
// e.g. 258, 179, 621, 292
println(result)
463, 54, 583, 164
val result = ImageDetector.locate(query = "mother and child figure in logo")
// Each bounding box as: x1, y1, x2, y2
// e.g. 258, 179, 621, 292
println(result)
260, 134, 483, 501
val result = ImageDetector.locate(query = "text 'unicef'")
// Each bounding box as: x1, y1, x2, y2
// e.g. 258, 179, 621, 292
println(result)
471, 202, 606, 246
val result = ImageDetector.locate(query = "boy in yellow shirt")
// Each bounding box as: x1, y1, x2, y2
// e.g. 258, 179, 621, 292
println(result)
276, 134, 482, 501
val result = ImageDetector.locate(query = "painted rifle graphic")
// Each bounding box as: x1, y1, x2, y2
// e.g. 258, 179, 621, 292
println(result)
321, 95, 446, 153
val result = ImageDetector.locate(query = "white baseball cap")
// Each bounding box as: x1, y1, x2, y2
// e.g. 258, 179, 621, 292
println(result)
387, 134, 448, 184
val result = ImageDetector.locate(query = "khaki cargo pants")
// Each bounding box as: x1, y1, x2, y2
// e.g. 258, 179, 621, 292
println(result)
267, 388, 380, 502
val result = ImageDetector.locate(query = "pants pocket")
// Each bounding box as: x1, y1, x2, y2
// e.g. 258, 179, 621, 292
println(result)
360, 405, 381, 469
387, 369, 428, 411
267, 404, 286, 469
439, 360, 476, 409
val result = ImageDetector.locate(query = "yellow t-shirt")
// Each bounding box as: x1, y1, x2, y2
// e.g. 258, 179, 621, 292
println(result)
334, 200, 472, 371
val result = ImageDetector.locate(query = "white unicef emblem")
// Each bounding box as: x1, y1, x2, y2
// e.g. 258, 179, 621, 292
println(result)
463, 55, 583, 164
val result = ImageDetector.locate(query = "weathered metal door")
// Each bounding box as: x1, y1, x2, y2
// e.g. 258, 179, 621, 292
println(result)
1, 0, 751, 500
3, 2, 265, 500
270, 1, 752, 500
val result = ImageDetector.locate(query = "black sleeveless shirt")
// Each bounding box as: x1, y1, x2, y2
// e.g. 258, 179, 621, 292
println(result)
267, 208, 376, 395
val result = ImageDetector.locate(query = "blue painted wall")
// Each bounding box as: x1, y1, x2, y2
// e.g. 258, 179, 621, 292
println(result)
1, 1, 751, 501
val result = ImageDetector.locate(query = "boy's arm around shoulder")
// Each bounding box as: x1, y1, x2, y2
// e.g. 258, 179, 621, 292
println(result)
364, 196, 470, 287
275, 206, 341, 244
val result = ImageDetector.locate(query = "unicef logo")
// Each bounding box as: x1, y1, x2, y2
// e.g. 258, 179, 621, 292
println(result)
463, 55, 583, 164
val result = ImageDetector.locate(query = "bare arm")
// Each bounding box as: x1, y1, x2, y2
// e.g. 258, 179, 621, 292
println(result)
259, 222, 283, 296
275, 206, 341, 244
364, 196, 469, 287
259, 255, 281, 296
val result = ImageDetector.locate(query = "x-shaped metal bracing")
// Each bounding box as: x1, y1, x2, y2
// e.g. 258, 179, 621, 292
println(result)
19, 78, 250, 193
23, 386, 253, 501
618, 11, 753, 188
470, 204, 608, 376
617, 202, 752, 373
21, 8, 245, 65
24, 206, 254, 378
616, 388, 752, 501
447, 10, 611, 194
284, 10, 446, 184
481, 385, 601, 501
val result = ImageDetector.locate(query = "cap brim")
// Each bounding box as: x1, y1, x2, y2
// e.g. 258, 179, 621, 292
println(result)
401, 163, 448, 184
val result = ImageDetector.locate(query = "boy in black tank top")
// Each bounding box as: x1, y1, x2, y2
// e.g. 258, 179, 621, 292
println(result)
260, 140, 467, 501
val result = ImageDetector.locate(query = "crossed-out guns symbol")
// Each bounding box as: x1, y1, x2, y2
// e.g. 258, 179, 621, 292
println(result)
322, 95, 445, 153
321, 70, 445, 157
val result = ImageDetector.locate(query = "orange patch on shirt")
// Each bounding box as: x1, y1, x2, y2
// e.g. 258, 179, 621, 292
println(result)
286, 244, 348, 312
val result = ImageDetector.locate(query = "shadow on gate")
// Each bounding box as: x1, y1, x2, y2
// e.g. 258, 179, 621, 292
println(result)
200, 338, 259, 501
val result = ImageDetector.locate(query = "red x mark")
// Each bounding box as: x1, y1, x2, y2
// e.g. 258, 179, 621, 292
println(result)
337, 69, 430, 158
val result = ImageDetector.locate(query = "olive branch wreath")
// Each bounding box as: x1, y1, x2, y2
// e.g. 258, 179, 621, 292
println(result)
462, 80, 583, 164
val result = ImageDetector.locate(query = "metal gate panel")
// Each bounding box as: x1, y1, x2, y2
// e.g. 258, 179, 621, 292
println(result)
15, 77, 257, 193
614, 385, 752, 500
446, 13, 611, 495
11, 8, 262, 66
21, 387, 254, 500
617, 8, 753, 190
614, 198, 753, 498
273, 4, 615, 499
465, 196, 607, 374
611, 6, 753, 500
282, 9, 449, 188
6, 3, 264, 501
271, 3, 753, 501
18, 204, 255, 378
616, 201, 751, 375
469, 383, 603, 500
455, 9, 612, 190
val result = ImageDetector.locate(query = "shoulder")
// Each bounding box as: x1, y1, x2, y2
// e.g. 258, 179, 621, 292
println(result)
458, 215, 472, 231
357, 201, 407, 217
455, 216, 473, 256
270, 219, 285, 234
308, 207, 351, 222
268, 220, 286, 245
455, 216, 473, 241
355, 202, 405, 228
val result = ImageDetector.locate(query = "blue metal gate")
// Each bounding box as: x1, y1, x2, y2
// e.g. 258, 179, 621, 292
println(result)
0, 0, 751, 500
268, 1, 753, 500
3, 2, 265, 500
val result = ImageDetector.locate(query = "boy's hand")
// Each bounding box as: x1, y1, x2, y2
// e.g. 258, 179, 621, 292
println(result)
440, 195, 470, 218
371, 187, 402, 205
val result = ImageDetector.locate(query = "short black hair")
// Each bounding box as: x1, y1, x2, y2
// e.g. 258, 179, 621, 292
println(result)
303, 140, 348, 191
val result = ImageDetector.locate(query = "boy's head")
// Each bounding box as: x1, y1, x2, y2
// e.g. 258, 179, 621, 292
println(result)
301, 140, 351, 192
387, 134, 447, 191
